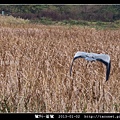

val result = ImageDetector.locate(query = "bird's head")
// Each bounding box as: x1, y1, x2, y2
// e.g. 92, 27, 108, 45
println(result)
74, 51, 87, 59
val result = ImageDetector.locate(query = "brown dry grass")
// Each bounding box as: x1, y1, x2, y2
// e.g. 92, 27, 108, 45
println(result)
0, 21, 120, 113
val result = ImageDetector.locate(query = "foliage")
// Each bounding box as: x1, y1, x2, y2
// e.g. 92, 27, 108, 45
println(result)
0, 5, 120, 22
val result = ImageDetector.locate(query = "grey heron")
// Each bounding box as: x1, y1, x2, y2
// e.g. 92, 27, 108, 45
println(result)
70, 51, 111, 81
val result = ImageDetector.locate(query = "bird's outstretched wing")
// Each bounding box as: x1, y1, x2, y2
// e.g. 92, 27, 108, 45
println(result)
70, 53, 86, 76
96, 54, 111, 81
70, 58, 75, 76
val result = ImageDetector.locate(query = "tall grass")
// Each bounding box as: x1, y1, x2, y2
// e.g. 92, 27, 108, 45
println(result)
0, 15, 30, 26
0, 17, 120, 113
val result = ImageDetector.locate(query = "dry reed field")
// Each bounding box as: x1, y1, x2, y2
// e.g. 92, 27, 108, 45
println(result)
0, 18, 120, 112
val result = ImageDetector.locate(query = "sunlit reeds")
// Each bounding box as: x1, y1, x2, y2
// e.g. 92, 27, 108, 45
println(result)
0, 16, 120, 112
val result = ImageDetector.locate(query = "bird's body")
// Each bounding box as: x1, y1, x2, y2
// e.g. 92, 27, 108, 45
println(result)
70, 51, 111, 81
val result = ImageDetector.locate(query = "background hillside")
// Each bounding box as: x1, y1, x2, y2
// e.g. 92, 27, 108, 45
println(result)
0, 5, 120, 22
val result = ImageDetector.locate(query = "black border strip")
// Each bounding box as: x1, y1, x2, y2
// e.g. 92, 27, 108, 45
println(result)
0, 0, 120, 4
0, 113, 120, 119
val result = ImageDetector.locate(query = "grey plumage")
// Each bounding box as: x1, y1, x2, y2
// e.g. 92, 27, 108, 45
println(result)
70, 51, 111, 81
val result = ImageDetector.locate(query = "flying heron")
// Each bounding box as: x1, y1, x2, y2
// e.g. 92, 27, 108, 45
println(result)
70, 51, 111, 81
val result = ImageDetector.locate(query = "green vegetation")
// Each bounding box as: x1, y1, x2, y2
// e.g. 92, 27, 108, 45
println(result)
30, 17, 120, 29
0, 5, 120, 22
0, 5, 120, 29
0, 15, 120, 30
